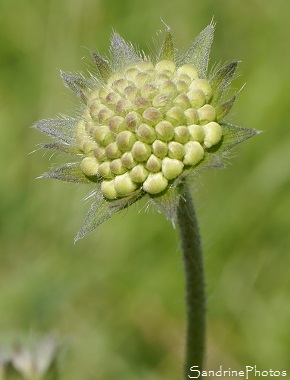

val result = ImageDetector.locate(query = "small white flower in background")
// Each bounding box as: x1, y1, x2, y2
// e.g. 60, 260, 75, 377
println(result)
12, 334, 57, 380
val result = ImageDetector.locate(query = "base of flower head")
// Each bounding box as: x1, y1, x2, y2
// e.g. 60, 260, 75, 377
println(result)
77, 59, 223, 199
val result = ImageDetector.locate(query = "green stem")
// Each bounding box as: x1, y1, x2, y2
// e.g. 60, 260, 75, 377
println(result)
177, 183, 206, 377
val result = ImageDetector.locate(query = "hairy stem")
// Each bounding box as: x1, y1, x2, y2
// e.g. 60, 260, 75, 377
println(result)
177, 183, 206, 377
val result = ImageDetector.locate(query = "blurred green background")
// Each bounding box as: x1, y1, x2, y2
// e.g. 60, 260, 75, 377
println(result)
0, 0, 290, 378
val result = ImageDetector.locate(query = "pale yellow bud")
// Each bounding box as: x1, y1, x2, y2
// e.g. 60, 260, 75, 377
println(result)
141, 83, 158, 99
187, 124, 205, 143
134, 72, 151, 88
155, 60, 176, 73
110, 159, 126, 175
121, 152, 136, 169
98, 161, 113, 179
82, 140, 97, 154
155, 121, 175, 142
197, 104, 216, 124
80, 157, 99, 176
106, 92, 121, 105
168, 141, 185, 160
162, 157, 184, 180
183, 141, 204, 166
189, 79, 213, 101
146, 154, 162, 172
116, 130, 136, 151
123, 85, 138, 102
159, 80, 178, 97
166, 106, 184, 125
116, 99, 132, 115
133, 97, 151, 112
125, 67, 139, 82
177, 64, 198, 80
174, 79, 189, 93
124, 111, 142, 132
108, 116, 126, 134
184, 108, 199, 124
131, 141, 151, 162
112, 78, 128, 93
142, 173, 168, 194
92, 126, 114, 146
152, 140, 168, 158
174, 126, 190, 144
105, 142, 121, 159
203, 122, 222, 148
173, 94, 191, 109
94, 146, 106, 161
142, 107, 162, 125
187, 89, 206, 109
101, 180, 118, 200
136, 123, 156, 144
129, 164, 148, 183
114, 172, 138, 195
98, 107, 115, 123
152, 94, 168, 108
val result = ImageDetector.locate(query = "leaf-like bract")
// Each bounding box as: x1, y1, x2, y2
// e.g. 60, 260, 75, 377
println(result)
60, 71, 92, 102
39, 163, 98, 184
210, 61, 239, 105
158, 29, 175, 61
178, 24, 214, 77
75, 190, 144, 241
91, 52, 111, 82
216, 95, 236, 121
43, 142, 82, 156
33, 118, 78, 144
111, 33, 141, 71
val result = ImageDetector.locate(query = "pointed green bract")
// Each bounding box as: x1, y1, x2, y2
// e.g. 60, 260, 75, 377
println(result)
111, 33, 141, 71
60, 71, 92, 102
178, 24, 214, 77
210, 61, 239, 105
91, 52, 111, 82
216, 95, 236, 121
158, 29, 175, 61
39, 163, 98, 184
219, 123, 260, 152
75, 190, 144, 241
33, 118, 78, 144
150, 185, 180, 225
43, 142, 82, 156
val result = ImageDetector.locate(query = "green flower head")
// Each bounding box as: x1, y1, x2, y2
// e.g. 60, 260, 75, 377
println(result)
34, 22, 258, 241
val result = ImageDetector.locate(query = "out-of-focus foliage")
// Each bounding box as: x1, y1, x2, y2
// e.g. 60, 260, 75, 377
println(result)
0, 0, 289, 379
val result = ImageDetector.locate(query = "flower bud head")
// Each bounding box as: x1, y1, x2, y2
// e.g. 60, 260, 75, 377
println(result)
38, 27, 248, 205
35, 25, 258, 240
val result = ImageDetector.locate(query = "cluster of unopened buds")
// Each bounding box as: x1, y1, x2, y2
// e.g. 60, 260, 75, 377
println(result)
78, 59, 222, 199
35, 23, 257, 239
